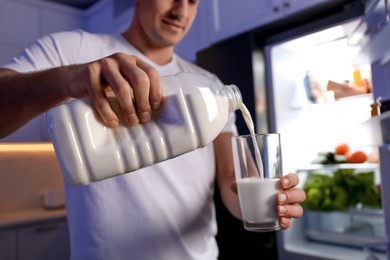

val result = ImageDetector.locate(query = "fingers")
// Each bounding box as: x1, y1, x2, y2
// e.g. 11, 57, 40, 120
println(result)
136, 59, 162, 111
277, 202, 304, 218
281, 173, 300, 190
276, 173, 306, 227
230, 181, 238, 194
278, 217, 291, 230
101, 54, 138, 125
277, 188, 306, 205
88, 53, 162, 127
276, 187, 306, 218
277, 173, 306, 206
276, 198, 304, 230
87, 62, 120, 127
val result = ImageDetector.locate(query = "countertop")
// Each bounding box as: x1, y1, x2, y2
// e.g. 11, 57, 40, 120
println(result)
0, 208, 67, 229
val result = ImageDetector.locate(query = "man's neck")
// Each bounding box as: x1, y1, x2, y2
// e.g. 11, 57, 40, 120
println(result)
122, 29, 174, 66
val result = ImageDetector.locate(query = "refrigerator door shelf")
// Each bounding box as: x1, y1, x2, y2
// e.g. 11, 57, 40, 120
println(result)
303, 209, 386, 249
357, 110, 390, 146
354, 23, 390, 65
351, 0, 390, 64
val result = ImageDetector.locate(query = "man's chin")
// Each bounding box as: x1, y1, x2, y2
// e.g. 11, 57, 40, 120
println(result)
158, 37, 183, 47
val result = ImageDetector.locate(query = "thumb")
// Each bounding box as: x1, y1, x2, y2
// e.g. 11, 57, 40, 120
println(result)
230, 181, 238, 194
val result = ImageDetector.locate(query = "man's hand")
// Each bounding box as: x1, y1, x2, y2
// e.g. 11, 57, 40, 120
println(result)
230, 173, 306, 230
276, 173, 306, 229
68, 53, 163, 127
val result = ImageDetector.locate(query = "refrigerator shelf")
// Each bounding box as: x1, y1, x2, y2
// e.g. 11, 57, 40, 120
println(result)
358, 110, 390, 146
347, 207, 383, 217
305, 229, 386, 250
296, 163, 379, 172
303, 209, 386, 250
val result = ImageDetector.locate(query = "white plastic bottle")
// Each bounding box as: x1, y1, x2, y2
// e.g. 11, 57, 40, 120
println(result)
46, 72, 242, 185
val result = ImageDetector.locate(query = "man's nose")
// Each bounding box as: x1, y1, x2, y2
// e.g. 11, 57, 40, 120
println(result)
171, 0, 189, 19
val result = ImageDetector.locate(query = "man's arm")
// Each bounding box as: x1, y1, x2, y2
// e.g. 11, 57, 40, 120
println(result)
0, 67, 70, 137
213, 132, 242, 219
0, 53, 163, 138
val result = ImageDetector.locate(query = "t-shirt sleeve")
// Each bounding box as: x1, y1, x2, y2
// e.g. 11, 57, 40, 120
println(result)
2, 34, 63, 72
2, 30, 87, 72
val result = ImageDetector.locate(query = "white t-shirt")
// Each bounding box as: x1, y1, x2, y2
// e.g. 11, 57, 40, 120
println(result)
3, 30, 238, 260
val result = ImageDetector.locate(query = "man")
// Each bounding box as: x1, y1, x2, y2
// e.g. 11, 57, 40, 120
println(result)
0, 0, 305, 259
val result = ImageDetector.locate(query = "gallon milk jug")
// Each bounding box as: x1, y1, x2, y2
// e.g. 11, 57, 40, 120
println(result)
46, 72, 242, 185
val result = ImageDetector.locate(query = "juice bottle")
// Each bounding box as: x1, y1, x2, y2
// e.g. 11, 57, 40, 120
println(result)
46, 72, 242, 185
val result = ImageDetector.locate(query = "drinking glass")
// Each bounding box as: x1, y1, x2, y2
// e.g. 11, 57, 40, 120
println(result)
231, 133, 283, 232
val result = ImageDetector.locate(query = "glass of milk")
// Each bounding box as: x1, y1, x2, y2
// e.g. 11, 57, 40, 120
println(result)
231, 133, 282, 232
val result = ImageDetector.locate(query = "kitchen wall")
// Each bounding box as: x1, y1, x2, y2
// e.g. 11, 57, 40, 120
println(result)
0, 143, 64, 213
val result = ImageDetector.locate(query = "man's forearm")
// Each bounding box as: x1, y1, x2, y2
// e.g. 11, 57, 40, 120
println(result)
0, 68, 70, 138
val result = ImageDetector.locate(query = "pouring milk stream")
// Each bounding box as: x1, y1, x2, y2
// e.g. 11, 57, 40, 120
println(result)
239, 105, 264, 179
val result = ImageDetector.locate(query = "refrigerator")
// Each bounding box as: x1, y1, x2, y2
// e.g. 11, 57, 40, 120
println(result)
197, 0, 390, 259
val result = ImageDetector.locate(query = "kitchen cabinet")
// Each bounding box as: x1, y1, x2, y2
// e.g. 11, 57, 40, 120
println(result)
0, 45, 22, 67
0, 0, 83, 56
0, 1, 40, 47
0, 1, 40, 91
85, 0, 116, 33
0, 0, 84, 143
0, 229, 17, 260
0, 218, 70, 260
205, 0, 283, 44
17, 219, 70, 260
40, 6, 83, 37
205, 0, 344, 44
280, 0, 337, 16
0, 115, 49, 143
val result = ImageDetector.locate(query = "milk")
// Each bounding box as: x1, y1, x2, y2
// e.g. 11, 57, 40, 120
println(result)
237, 178, 280, 225
239, 104, 264, 179
47, 72, 242, 185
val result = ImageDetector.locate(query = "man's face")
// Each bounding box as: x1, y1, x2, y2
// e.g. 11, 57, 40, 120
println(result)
135, 0, 199, 47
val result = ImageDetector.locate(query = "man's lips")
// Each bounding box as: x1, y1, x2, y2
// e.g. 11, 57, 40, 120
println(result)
162, 19, 185, 30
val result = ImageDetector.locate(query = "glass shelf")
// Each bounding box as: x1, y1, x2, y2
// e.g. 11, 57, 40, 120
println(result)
303, 209, 386, 250
357, 110, 390, 147
296, 163, 379, 172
